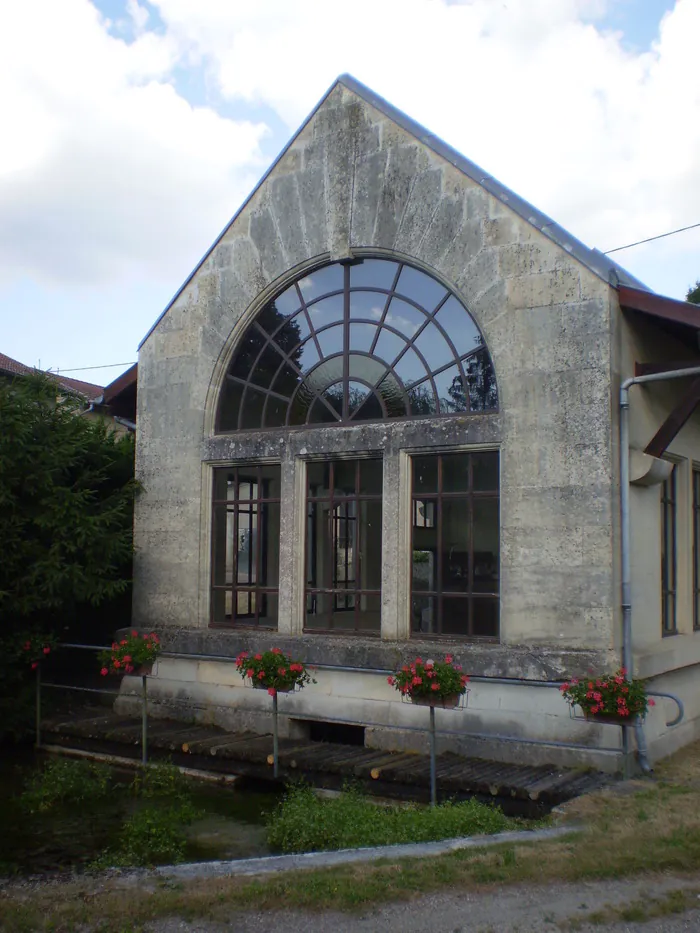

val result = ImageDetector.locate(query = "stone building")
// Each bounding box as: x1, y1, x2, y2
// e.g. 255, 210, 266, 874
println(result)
131, 75, 700, 770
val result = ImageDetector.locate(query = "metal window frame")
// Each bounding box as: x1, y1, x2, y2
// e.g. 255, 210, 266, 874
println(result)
216, 258, 498, 432
210, 464, 281, 629
661, 464, 678, 636
410, 451, 499, 639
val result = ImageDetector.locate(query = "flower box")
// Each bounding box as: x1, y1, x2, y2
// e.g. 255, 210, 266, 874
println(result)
584, 710, 637, 726
411, 693, 461, 709
560, 667, 654, 721
99, 631, 161, 678
388, 656, 469, 706
236, 648, 314, 697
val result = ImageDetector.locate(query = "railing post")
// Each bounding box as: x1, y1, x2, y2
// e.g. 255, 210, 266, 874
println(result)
429, 705, 437, 806
141, 674, 148, 766
273, 691, 279, 779
35, 662, 41, 748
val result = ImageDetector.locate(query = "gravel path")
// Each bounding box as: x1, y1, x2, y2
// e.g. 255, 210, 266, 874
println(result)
143, 874, 700, 932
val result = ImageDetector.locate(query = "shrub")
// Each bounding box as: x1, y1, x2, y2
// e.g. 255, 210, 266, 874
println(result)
266, 783, 512, 853
98, 805, 198, 867
21, 758, 112, 814
130, 762, 192, 801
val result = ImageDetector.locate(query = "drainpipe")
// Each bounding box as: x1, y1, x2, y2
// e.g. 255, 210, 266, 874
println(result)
620, 365, 700, 773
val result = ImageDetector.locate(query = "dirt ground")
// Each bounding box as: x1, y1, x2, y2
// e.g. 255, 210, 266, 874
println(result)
136, 873, 700, 932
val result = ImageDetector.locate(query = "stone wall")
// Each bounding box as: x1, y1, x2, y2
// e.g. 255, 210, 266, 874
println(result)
134, 81, 617, 671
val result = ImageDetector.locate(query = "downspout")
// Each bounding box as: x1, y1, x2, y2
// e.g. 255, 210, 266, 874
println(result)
620, 365, 700, 773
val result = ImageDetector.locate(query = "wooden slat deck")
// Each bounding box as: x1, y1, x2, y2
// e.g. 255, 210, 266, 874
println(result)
41, 708, 608, 815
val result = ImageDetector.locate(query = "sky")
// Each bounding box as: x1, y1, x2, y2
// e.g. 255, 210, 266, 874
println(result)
1, 0, 698, 389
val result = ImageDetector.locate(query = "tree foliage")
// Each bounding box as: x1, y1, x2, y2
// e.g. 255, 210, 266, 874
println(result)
687, 281, 700, 305
0, 374, 137, 629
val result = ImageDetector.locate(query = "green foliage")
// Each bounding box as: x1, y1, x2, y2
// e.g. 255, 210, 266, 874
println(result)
20, 758, 112, 814
0, 373, 137, 623
99, 631, 161, 676
266, 783, 512, 853
130, 761, 193, 801
687, 280, 700, 304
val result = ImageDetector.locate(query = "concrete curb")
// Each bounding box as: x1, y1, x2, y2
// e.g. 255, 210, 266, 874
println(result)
155, 825, 578, 880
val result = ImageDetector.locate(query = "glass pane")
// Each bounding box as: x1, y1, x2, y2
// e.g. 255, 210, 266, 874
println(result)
412, 546, 435, 593
472, 597, 499, 637
434, 364, 466, 413
217, 380, 243, 431
307, 461, 329, 492
347, 353, 388, 385
414, 321, 454, 371
349, 323, 378, 352
230, 329, 268, 381
213, 471, 235, 501
308, 395, 341, 424
307, 293, 344, 332
383, 297, 425, 337
357, 593, 381, 632
396, 265, 448, 312
407, 382, 437, 415
413, 456, 438, 493
360, 459, 383, 495
442, 596, 470, 635
258, 292, 299, 332
264, 396, 288, 427
258, 593, 278, 628
298, 264, 344, 301
442, 453, 470, 492
316, 324, 344, 358
472, 451, 499, 490
350, 386, 383, 421
306, 357, 344, 396
441, 499, 470, 592
393, 347, 430, 388
288, 381, 316, 425
273, 311, 310, 355
250, 345, 284, 389
333, 460, 358, 495
270, 362, 301, 398
434, 296, 481, 356
305, 591, 332, 630
465, 348, 498, 411
412, 595, 436, 634
350, 258, 398, 289
212, 505, 235, 586
376, 375, 408, 418
359, 500, 382, 590
349, 290, 388, 322
374, 327, 407, 365
473, 499, 499, 593
239, 386, 266, 429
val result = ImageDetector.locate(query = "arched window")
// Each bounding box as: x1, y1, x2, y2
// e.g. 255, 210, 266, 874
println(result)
217, 259, 497, 431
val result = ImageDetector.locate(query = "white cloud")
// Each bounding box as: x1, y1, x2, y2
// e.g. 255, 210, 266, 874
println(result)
0, 0, 268, 286
151, 0, 700, 296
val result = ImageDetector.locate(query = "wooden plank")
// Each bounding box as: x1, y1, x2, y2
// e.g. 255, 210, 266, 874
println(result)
645, 377, 700, 458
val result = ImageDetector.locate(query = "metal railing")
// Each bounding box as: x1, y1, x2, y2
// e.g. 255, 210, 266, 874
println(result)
36, 643, 685, 804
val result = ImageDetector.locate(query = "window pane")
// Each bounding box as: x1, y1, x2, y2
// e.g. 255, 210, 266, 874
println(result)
250, 345, 284, 389
377, 375, 408, 418
307, 294, 344, 332
414, 321, 454, 371
472, 598, 499, 637
414, 457, 438, 493
465, 348, 498, 411
412, 546, 435, 593
434, 296, 481, 353
441, 499, 470, 592
374, 327, 407, 365
435, 365, 467, 413
442, 453, 470, 493
349, 290, 388, 322
298, 265, 344, 301
349, 322, 378, 352
239, 387, 266, 429
412, 595, 436, 634
407, 382, 438, 416
308, 395, 341, 424
473, 499, 499, 593
258, 293, 299, 332
360, 459, 383, 495
357, 593, 381, 632
383, 297, 425, 337
473, 451, 499, 490
333, 460, 358, 495
230, 329, 267, 381
350, 259, 398, 289
217, 380, 244, 431
316, 324, 344, 357
442, 596, 470, 635
351, 389, 384, 421
396, 265, 447, 312
360, 500, 383, 590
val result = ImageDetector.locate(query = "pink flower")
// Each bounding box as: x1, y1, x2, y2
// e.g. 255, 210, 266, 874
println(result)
387, 676, 395, 685
431, 683, 439, 692
113, 660, 121, 669
257, 671, 265, 679
31, 662, 38, 670
255, 654, 263, 661
43, 646, 50, 655
125, 665, 134, 674
123, 655, 132, 663
649, 699, 656, 707
412, 676, 422, 686
278, 667, 287, 676
268, 687, 276, 696
247, 668, 255, 678
445, 654, 453, 664
131, 630, 138, 637
100, 667, 108, 676
271, 647, 282, 655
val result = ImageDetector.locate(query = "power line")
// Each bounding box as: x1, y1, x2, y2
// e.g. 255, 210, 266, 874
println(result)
604, 222, 700, 255
51, 362, 137, 374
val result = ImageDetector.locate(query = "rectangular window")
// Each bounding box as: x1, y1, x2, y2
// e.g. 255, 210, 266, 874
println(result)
661, 465, 677, 636
211, 465, 281, 627
305, 458, 382, 633
411, 450, 499, 638
694, 469, 700, 631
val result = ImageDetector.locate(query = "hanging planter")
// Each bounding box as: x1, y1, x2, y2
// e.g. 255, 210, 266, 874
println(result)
560, 668, 654, 722
388, 655, 469, 707
235, 648, 315, 696
99, 631, 161, 677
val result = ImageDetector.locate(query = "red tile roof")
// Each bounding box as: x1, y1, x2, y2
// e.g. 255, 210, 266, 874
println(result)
0, 352, 104, 401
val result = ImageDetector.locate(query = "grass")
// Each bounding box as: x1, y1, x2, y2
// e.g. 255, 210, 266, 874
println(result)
5, 742, 700, 931
266, 782, 514, 852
